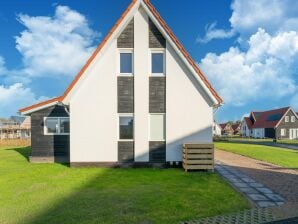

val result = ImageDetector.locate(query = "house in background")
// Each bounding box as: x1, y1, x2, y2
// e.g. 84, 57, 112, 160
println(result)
219, 123, 234, 136
19, 0, 222, 166
241, 107, 298, 139
232, 123, 241, 135
213, 121, 222, 137
0, 117, 31, 139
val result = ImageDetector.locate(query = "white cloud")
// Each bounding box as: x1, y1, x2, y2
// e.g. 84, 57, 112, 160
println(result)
15, 5, 99, 77
199, 29, 298, 106
0, 83, 48, 116
199, 0, 298, 43
0, 5, 99, 117
197, 22, 235, 43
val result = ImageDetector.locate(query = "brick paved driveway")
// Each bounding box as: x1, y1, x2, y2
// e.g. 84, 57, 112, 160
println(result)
215, 150, 298, 204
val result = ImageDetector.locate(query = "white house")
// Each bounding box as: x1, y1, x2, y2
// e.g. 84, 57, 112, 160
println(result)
20, 0, 222, 166
213, 121, 222, 137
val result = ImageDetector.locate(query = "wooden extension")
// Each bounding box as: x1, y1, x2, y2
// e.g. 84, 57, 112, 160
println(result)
182, 143, 214, 172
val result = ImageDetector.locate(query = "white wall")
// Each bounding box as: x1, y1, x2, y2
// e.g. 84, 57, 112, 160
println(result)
69, 5, 214, 163
252, 128, 265, 138
134, 7, 149, 162
70, 40, 118, 162
166, 43, 213, 162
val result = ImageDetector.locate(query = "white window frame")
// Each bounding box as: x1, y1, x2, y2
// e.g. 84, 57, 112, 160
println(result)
43, 117, 70, 135
281, 128, 286, 137
149, 49, 166, 76
285, 116, 289, 122
149, 113, 166, 141
118, 114, 134, 141
118, 49, 134, 76
291, 116, 295, 122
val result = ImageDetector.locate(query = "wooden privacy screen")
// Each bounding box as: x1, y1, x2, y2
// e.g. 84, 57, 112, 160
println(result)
182, 143, 214, 172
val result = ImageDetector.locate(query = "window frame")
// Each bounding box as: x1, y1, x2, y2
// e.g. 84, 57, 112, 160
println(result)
43, 117, 70, 135
150, 49, 166, 76
281, 128, 286, 137
291, 116, 295, 122
149, 113, 166, 141
285, 116, 289, 122
118, 49, 134, 76
118, 114, 134, 141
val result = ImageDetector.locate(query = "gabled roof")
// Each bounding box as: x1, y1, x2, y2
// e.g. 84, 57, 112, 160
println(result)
20, 0, 222, 115
249, 107, 290, 129
232, 123, 241, 131
243, 117, 253, 129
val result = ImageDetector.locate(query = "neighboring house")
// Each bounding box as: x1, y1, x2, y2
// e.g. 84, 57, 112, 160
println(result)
241, 117, 253, 137
219, 123, 234, 136
232, 123, 241, 135
213, 121, 222, 137
241, 107, 298, 139
19, 0, 222, 166
0, 117, 31, 139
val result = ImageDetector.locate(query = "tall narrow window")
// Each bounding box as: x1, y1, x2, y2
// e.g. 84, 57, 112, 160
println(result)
120, 52, 133, 74
291, 116, 295, 122
151, 52, 164, 75
150, 114, 165, 140
119, 116, 134, 140
285, 116, 289, 122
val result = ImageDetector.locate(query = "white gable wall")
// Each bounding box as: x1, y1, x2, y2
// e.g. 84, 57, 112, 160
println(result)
68, 5, 214, 163
166, 43, 213, 161
70, 40, 118, 162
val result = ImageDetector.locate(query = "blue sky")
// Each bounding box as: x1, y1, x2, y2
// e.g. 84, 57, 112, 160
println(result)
0, 0, 297, 122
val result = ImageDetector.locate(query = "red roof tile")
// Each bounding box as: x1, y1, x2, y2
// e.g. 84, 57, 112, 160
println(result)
244, 117, 253, 129
251, 107, 290, 128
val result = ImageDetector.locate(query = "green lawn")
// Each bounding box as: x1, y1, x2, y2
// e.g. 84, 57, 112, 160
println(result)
215, 142, 298, 168
0, 146, 249, 224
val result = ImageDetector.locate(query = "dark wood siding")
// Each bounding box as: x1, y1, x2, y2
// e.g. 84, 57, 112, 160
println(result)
31, 105, 69, 157
117, 19, 134, 48
149, 77, 166, 113
118, 77, 134, 113
265, 128, 275, 138
149, 141, 166, 163
275, 110, 298, 139
149, 19, 166, 48
118, 141, 134, 162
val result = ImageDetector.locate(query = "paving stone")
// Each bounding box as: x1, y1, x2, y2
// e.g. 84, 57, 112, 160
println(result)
228, 178, 242, 183
233, 182, 249, 188
249, 182, 264, 188
257, 187, 273, 194
257, 201, 276, 208
224, 174, 237, 179
239, 187, 259, 194
248, 193, 268, 201
265, 194, 285, 202
241, 177, 256, 183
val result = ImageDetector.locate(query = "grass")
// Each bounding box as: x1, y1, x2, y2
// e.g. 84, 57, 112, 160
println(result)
0, 145, 249, 224
215, 142, 298, 168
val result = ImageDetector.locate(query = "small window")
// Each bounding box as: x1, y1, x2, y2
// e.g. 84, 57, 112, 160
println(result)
150, 114, 165, 141
119, 116, 134, 140
120, 52, 133, 74
281, 129, 286, 136
44, 117, 69, 135
151, 52, 164, 75
285, 116, 289, 122
291, 116, 295, 122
